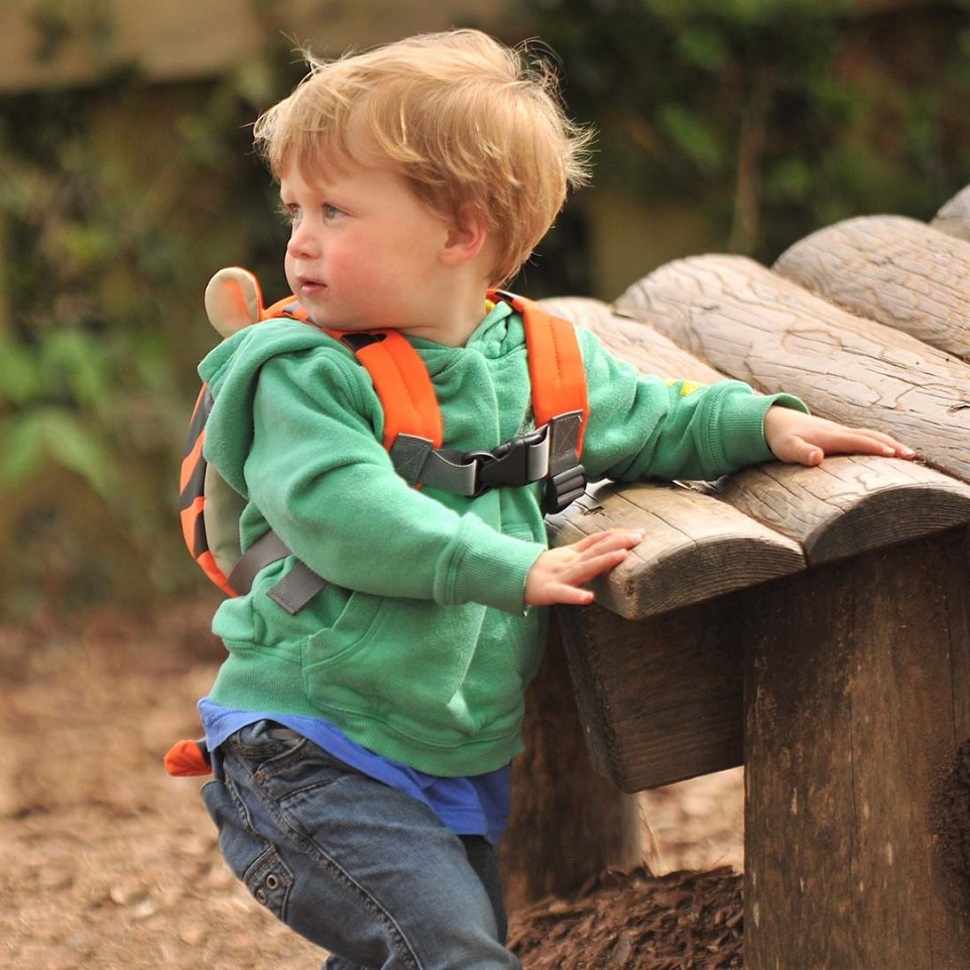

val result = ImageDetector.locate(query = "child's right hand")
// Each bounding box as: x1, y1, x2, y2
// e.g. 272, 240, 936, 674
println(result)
525, 529, 645, 607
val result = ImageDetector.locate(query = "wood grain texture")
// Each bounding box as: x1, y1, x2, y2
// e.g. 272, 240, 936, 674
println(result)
744, 530, 970, 969
547, 482, 804, 621
544, 286, 970, 797
540, 193, 970, 963
773, 214, 970, 358
718, 454, 970, 564
549, 460, 970, 792
933, 184, 970, 244
615, 253, 970, 483
556, 599, 746, 792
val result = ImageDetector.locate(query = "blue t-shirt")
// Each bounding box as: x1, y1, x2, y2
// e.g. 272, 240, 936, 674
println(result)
199, 698, 511, 845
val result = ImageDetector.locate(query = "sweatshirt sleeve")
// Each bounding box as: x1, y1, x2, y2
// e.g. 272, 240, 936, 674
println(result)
208, 342, 544, 614
574, 327, 808, 482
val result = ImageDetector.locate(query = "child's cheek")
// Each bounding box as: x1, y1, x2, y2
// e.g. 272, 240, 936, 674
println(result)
283, 252, 299, 294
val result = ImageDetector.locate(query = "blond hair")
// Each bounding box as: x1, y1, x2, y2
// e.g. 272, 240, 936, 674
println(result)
253, 29, 594, 285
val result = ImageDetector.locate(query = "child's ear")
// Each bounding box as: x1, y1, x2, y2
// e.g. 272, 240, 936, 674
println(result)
440, 206, 489, 266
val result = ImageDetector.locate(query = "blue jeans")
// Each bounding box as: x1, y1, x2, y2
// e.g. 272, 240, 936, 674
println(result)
202, 722, 519, 969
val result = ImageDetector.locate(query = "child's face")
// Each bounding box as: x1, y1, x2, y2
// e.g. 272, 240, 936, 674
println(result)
279, 160, 457, 334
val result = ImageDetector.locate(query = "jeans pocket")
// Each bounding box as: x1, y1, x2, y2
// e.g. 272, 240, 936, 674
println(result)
201, 777, 294, 921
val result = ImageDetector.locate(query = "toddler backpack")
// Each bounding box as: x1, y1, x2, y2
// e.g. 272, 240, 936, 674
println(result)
180, 267, 589, 615
166, 267, 590, 777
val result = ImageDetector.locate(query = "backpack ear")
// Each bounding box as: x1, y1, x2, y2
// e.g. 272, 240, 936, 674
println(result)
204, 267, 265, 338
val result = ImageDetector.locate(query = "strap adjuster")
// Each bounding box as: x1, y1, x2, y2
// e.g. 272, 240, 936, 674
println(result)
544, 464, 587, 514
468, 428, 551, 494
228, 529, 327, 614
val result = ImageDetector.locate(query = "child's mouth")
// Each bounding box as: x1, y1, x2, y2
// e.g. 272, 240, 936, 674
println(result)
299, 279, 326, 297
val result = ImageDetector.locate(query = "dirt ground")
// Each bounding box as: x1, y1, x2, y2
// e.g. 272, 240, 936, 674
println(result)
0, 599, 744, 969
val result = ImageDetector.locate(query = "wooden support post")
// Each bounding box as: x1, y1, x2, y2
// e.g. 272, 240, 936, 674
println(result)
556, 596, 746, 792
743, 528, 970, 969
499, 620, 642, 910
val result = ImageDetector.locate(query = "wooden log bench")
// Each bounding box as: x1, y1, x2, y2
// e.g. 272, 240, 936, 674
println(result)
532, 184, 970, 969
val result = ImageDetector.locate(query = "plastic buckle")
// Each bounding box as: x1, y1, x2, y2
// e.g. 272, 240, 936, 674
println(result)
472, 428, 549, 494
543, 464, 587, 514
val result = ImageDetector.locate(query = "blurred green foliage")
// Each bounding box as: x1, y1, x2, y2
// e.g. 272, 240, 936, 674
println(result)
506, 0, 970, 259
0, 47, 302, 617
1, 0, 969, 617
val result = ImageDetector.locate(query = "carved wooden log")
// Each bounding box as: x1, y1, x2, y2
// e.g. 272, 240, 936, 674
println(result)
718, 454, 970, 564
548, 458, 970, 792
555, 596, 747, 791
533, 204, 970, 965
615, 253, 970, 484
772, 214, 970, 359
932, 183, 970, 243
548, 482, 803, 620
566, 256, 970, 967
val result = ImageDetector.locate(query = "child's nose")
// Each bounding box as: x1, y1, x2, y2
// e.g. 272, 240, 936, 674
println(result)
287, 222, 320, 260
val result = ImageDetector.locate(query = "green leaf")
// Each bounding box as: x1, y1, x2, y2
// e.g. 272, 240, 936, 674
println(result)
658, 103, 723, 171
0, 408, 116, 498
40, 330, 110, 407
0, 340, 43, 407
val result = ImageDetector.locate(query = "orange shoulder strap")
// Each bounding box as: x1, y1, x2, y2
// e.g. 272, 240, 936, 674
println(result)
261, 298, 443, 451
326, 329, 444, 451
263, 295, 312, 322
491, 290, 589, 454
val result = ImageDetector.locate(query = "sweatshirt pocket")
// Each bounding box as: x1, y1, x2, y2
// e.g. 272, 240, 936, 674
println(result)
304, 588, 384, 667
301, 599, 485, 729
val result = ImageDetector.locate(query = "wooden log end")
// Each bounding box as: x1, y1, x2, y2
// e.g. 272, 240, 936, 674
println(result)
804, 480, 970, 564
720, 457, 970, 567
550, 482, 804, 621
593, 530, 804, 620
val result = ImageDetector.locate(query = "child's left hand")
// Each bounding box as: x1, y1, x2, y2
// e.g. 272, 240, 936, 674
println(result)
764, 406, 916, 467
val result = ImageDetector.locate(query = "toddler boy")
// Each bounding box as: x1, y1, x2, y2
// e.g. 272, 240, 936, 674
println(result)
196, 28, 913, 969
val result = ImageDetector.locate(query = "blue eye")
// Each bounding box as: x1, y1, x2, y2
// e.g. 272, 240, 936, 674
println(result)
323, 204, 343, 220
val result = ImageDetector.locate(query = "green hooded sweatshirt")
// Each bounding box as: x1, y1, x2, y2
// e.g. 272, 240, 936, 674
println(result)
200, 300, 805, 777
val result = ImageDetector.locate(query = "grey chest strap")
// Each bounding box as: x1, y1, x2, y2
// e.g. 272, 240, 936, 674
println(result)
388, 410, 586, 513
